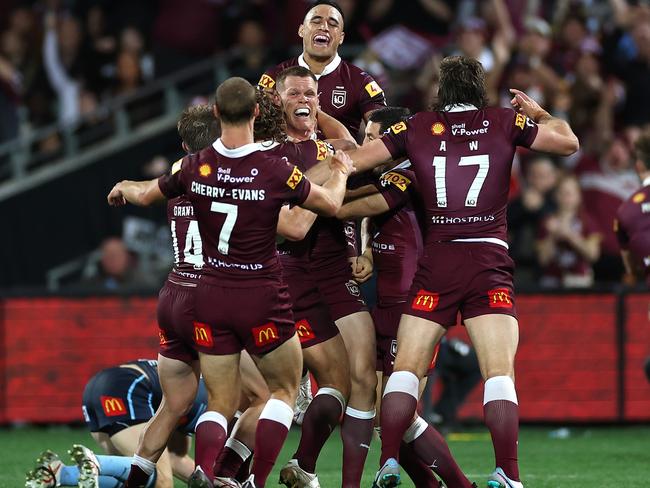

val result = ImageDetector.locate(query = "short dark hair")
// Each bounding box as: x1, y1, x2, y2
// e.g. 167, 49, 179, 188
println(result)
215, 77, 257, 124
432, 56, 489, 111
276, 66, 318, 91
368, 107, 411, 134
635, 128, 650, 170
307, 1, 345, 22
177, 105, 220, 153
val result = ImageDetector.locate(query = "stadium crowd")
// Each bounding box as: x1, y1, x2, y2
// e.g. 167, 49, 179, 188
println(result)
11, 1, 650, 488
3, 0, 648, 288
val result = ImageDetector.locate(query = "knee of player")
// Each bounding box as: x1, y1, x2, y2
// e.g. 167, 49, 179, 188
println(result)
350, 367, 378, 393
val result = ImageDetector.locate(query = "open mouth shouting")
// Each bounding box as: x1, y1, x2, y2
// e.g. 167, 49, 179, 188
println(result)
294, 107, 311, 118
312, 33, 331, 48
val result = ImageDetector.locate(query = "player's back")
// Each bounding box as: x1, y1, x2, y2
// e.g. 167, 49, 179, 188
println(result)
382, 105, 538, 246
617, 185, 650, 285
167, 196, 202, 285
158, 139, 311, 284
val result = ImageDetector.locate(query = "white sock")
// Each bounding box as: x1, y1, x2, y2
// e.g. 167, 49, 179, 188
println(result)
132, 454, 155, 475
383, 370, 419, 400
483, 375, 518, 405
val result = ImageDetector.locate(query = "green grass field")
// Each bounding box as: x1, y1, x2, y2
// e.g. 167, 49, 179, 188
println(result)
2, 425, 649, 487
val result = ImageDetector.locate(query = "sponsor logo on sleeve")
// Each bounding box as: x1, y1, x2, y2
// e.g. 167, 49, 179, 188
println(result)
488, 288, 513, 308
381, 171, 411, 191
390, 121, 407, 135
514, 113, 527, 130
253, 323, 280, 347
315, 139, 330, 161
633, 192, 646, 204
193, 322, 214, 347
332, 89, 347, 108
364, 81, 383, 98
295, 319, 315, 343
100, 396, 126, 417
199, 163, 212, 178
431, 122, 446, 136
171, 159, 183, 175
258, 74, 275, 89
411, 289, 439, 312
286, 166, 304, 189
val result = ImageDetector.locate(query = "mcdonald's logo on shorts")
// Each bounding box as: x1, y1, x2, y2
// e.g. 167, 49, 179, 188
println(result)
488, 288, 513, 309
411, 289, 439, 312
295, 319, 315, 343
100, 396, 126, 417
193, 322, 214, 347
253, 323, 279, 347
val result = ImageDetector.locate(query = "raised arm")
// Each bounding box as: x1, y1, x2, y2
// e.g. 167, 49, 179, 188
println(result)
337, 192, 391, 220
510, 88, 579, 156
107, 178, 166, 207
317, 109, 358, 147
277, 205, 318, 241
300, 151, 354, 216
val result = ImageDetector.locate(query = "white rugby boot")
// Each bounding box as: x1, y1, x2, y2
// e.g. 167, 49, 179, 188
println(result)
487, 468, 524, 488
371, 458, 401, 488
278, 459, 320, 487
69, 444, 99, 488
213, 477, 242, 488
293, 373, 313, 425
32, 450, 63, 488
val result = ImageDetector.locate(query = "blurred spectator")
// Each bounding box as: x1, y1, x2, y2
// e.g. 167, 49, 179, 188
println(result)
119, 26, 154, 82
112, 50, 142, 96
618, 20, 650, 127
576, 137, 639, 282
508, 156, 558, 285
80, 5, 116, 97
227, 19, 275, 84
42, 11, 84, 127
83, 237, 156, 291
537, 175, 601, 289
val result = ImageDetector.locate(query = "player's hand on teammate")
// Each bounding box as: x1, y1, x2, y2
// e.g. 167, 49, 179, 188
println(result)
509, 88, 549, 123
350, 254, 373, 283
330, 150, 355, 176
107, 182, 127, 206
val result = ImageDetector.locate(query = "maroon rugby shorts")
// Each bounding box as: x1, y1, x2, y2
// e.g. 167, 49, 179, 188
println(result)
372, 303, 437, 376
311, 254, 368, 321
284, 269, 339, 349
157, 280, 199, 363
192, 280, 296, 356
405, 241, 517, 327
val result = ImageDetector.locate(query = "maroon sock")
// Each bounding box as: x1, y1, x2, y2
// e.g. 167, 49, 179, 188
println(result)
380, 393, 418, 465
214, 438, 251, 478
251, 399, 293, 487
406, 419, 472, 488
341, 408, 375, 487
124, 465, 151, 488
195, 412, 228, 479
484, 399, 520, 481
399, 442, 440, 488
235, 456, 252, 482
293, 389, 344, 472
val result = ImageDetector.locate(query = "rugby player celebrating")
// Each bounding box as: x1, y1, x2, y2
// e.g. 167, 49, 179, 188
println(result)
348, 56, 579, 488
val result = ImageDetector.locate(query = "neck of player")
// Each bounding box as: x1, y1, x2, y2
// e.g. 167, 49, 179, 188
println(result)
220, 120, 255, 149
303, 51, 336, 75
286, 123, 315, 142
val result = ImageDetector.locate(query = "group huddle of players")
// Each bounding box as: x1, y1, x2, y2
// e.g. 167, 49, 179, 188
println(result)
40, 1, 650, 488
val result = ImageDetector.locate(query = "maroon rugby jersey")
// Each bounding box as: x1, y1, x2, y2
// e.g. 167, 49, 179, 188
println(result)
158, 139, 311, 284
381, 105, 539, 246
167, 195, 202, 285
372, 163, 423, 306
269, 138, 333, 270
615, 181, 650, 285
259, 54, 386, 136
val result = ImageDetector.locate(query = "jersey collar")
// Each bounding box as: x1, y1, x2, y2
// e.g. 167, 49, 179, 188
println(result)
443, 103, 479, 112
212, 138, 280, 158
298, 53, 342, 79
643, 176, 650, 187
